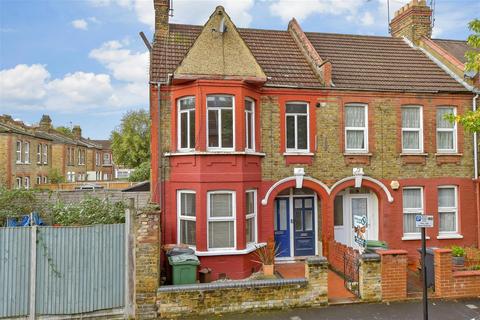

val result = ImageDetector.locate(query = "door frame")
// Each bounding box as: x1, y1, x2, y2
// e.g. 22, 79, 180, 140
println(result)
275, 188, 319, 259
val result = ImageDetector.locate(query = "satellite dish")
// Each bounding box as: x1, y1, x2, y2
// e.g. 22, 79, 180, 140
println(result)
219, 17, 226, 33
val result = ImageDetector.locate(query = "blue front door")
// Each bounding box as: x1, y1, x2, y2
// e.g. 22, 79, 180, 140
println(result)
293, 197, 315, 256
274, 198, 290, 257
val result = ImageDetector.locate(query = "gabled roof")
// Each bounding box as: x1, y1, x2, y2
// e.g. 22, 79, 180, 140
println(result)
91, 139, 111, 150
432, 39, 470, 64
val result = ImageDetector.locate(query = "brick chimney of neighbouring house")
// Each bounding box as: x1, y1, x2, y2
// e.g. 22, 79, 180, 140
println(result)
390, 0, 432, 44
72, 125, 82, 140
39, 114, 52, 130
154, 0, 170, 39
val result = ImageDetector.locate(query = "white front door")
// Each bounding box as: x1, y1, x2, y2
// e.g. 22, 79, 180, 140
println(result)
334, 190, 378, 248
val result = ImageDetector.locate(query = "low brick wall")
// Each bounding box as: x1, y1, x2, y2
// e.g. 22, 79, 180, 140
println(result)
434, 249, 480, 299
378, 250, 408, 301
156, 257, 328, 318
359, 253, 381, 302
328, 240, 359, 273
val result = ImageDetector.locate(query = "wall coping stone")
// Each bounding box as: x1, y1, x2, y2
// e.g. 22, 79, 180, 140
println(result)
360, 253, 381, 261
453, 270, 480, 277
376, 249, 408, 255
434, 248, 452, 254
306, 256, 328, 265
157, 278, 307, 293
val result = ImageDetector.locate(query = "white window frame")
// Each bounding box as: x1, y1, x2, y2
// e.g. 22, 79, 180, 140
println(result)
285, 102, 310, 153
36, 176, 41, 185
245, 98, 255, 152
177, 96, 196, 151
16, 141, 22, 163
177, 190, 196, 247
37, 144, 42, 164
103, 153, 111, 165
43, 144, 48, 164
245, 189, 257, 244
438, 186, 459, 236
95, 152, 100, 166
436, 107, 457, 153
24, 176, 30, 189
43, 176, 48, 184
344, 103, 368, 153
206, 95, 235, 151
207, 190, 236, 251
401, 105, 424, 153
15, 177, 22, 189
24, 142, 30, 164
402, 187, 424, 238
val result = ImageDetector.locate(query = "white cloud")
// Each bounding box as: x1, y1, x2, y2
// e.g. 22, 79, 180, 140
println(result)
72, 19, 88, 30
0, 64, 50, 102
269, 0, 363, 22
89, 40, 149, 83
360, 11, 375, 26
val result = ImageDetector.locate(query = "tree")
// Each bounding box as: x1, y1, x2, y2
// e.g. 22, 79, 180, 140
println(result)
55, 126, 74, 138
111, 110, 150, 167
128, 161, 150, 182
445, 19, 480, 132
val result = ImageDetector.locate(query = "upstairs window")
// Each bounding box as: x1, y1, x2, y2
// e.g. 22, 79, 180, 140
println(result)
345, 104, 368, 152
42, 144, 48, 164
103, 153, 111, 165
285, 102, 309, 152
245, 99, 255, 151
177, 191, 196, 246
208, 191, 235, 250
402, 106, 423, 153
24, 142, 30, 164
436, 107, 457, 153
403, 187, 423, 236
37, 144, 42, 164
95, 152, 100, 166
78, 149, 85, 165
207, 95, 234, 150
16, 141, 22, 163
178, 97, 196, 151
438, 186, 458, 234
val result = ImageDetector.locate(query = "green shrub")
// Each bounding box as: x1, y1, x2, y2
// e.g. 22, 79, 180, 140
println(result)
0, 187, 48, 226
51, 197, 125, 226
451, 245, 466, 257
128, 161, 150, 182
48, 168, 65, 184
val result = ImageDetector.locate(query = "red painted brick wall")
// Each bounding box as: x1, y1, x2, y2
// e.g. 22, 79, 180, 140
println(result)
378, 250, 408, 301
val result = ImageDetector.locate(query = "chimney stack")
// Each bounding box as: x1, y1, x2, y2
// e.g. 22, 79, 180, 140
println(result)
154, 0, 170, 39
39, 115, 52, 130
72, 125, 82, 140
390, 0, 432, 44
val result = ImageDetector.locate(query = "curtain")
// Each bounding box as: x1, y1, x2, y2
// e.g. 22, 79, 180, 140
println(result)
438, 188, 455, 207
246, 192, 254, 215
437, 108, 454, 128
403, 189, 422, 209
181, 193, 195, 217
286, 116, 295, 148
209, 221, 234, 248
438, 131, 453, 150
180, 220, 196, 245
246, 217, 255, 243
210, 193, 232, 217
403, 212, 419, 233
439, 212, 456, 232
346, 106, 365, 127
402, 107, 420, 128
346, 130, 365, 149
403, 131, 419, 149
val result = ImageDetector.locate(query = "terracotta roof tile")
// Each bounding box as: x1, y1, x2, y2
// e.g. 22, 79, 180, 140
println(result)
432, 39, 470, 64
151, 23, 468, 93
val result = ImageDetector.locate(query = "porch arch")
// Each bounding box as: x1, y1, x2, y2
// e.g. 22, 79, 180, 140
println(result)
261, 176, 330, 205
330, 176, 394, 203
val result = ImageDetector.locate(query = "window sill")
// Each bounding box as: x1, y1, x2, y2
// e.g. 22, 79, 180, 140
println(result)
164, 151, 266, 157
195, 242, 266, 256
437, 234, 463, 240
343, 152, 372, 156
435, 152, 461, 157
400, 153, 428, 157
283, 152, 314, 156
402, 235, 430, 241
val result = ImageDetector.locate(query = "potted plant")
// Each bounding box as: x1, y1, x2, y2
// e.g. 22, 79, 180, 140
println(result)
451, 245, 466, 267
253, 241, 277, 276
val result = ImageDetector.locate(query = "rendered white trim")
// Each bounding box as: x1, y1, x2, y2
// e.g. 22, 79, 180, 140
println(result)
261, 175, 394, 205
195, 242, 266, 256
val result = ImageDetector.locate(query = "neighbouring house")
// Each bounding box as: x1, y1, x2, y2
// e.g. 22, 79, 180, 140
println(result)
0, 114, 115, 188
150, 0, 480, 280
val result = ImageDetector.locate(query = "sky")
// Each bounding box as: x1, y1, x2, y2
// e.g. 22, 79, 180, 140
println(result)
1, 0, 479, 139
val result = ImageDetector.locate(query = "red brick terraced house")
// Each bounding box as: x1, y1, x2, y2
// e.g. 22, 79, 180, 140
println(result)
149, 0, 480, 280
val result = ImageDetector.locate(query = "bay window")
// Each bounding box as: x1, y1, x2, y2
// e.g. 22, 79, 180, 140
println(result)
178, 96, 196, 151
245, 190, 257, 244
16, 141, 22, 163
285, 102, 309, 152
345, 104, 368, 152
208, 191, 236, 250
245, 98, 255, 151
177, 191, 196, 246
436, 107, 457, 153
207, 95, 234, 150
438, 186, 458, 234
402, 187, 423, 236
402, 106, 423, 153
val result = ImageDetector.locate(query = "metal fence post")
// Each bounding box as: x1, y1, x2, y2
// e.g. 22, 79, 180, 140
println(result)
29, 226, 37, 320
